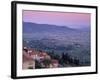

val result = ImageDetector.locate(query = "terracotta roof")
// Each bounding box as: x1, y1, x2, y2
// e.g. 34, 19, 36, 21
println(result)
51, 59, 58, 63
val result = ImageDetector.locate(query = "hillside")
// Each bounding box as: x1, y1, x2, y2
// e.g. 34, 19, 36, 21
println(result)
23, 22, 91, 66
23, 22, 75, 33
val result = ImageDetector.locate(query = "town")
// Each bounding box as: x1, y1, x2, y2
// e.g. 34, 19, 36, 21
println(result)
22, 46, 81, 69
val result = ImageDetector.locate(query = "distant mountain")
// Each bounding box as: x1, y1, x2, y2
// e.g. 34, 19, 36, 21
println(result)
23, 22, 75, 33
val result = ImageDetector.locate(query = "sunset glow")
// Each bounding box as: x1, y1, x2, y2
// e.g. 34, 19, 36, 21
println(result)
23, 10, 91, 28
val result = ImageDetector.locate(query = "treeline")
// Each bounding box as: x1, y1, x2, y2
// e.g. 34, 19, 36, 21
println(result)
61, 53, 80, 66
47, 50, 81, 67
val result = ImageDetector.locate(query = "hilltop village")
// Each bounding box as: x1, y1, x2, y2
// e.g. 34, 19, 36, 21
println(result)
22, 47, 80, 69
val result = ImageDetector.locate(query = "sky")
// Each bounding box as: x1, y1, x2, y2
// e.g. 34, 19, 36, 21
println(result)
23, 10, 91, 29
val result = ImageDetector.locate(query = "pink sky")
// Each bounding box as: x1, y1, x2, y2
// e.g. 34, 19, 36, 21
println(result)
23, 10, 91, 28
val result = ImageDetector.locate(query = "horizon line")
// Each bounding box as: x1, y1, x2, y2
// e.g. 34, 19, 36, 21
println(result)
23, 21, 90, 29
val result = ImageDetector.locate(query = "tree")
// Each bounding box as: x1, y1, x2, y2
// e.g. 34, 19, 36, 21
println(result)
42, 59, 51, 68
35, 60, 42, 69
